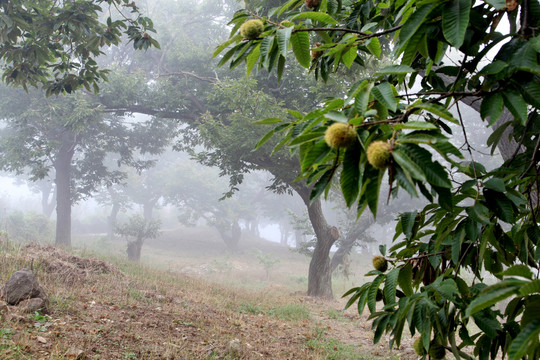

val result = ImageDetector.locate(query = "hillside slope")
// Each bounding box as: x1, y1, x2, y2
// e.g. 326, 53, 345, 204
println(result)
0, 240, 415, 359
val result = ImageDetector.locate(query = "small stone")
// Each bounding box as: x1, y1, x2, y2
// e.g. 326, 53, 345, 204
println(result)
37, 336, 47, 344
18, 298, 48, 314
228, 338, 242, 356
65, 349, 86, 360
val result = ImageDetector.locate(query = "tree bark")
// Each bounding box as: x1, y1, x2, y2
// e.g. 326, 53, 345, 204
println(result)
107, 201, 121, 240
300, 195, 339, 299
127, 240, 142, 261
40, 182, 56, 218
54, 131, 75, 247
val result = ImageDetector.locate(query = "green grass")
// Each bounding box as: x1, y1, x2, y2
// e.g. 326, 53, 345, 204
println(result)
306, 327, 374, 360
269, 303, 310, 321
235, 302, 263, 315
326, 309, 347, 321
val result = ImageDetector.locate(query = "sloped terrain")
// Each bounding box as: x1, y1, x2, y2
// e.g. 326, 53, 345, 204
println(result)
0, 238, 416, 359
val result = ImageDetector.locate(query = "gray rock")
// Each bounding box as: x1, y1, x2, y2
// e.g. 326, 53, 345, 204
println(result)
4, 269, 44, 305
18, 297, 48, 314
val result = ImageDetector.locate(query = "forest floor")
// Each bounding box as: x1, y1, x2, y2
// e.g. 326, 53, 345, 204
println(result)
0, 228, 419, 359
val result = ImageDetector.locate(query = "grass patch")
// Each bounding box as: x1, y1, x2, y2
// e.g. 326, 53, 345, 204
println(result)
306, 327, 370, 360
327, 309, 346, 321
235, 302, 263, 315
269, 303, 310, 321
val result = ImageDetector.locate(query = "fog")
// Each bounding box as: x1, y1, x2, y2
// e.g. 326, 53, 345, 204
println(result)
0, 0, 506, 296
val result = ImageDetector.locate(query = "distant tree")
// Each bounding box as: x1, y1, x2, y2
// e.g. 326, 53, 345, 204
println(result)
115, 214, 161, 262
0, 87, 174, 246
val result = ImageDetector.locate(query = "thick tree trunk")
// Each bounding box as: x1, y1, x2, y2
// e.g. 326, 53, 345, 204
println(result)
54, 134, 75, 247
217, 220, 241, 252
302, 196, 339, 299
107, 201, 121, 240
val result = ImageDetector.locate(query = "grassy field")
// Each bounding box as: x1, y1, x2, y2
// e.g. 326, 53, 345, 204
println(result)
0, 228, 418, 359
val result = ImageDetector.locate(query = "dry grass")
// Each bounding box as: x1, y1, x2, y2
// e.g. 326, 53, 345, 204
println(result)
0, 231, 417, 359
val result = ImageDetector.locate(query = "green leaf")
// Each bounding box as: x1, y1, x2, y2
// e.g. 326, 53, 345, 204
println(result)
366, 37, 381, 58
396, 4, 437, 54
341, 145, 361, 207
398, 264, 414, 297
310, 168, 334, 203
254, 129, 275, 150
484, 178, 505, 192
480, 93, 504, 126
289, 131, 325, 146
393, 121, 437, 130
466, 280, 524, 317
499, 265, 534, 280
507, 319, 540, 360
442, 0, 471, 48
276, 27, 292, 58
502, 90, 528, 125
252, 118, 282, 125
466, 203, 491, 225
485, 0, 506, 10
411, 102, 457, 123
301, 140, 331, 171
374, 65, 415, 76
392, 148, 426, 182
341, 46, 357, 69
519, 280, 540, 296
372, 82, 397, 112
291, 12, 339, 25
400, 211, 417, 240
290, 32, 311, 68
384, 268, 400, 305
368, 275, 385, 313
245, 44, 260, 78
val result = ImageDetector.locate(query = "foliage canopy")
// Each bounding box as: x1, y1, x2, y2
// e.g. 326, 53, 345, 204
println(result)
217, 0, 540, 359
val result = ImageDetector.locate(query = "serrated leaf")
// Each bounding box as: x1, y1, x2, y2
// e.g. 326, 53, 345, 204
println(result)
374, 65, 415, 76
276, 27, 292, 58
384, 268, 400, 305
398, 264, 413, 297
393, 121, 437, 130
372, 82, 397, 112
252, 118, 282, 125
480, 93, 504, 126
411, 102, 457, 123
466, 203, 491, 225
254, 129, 275, 150
400, 211, 417, 240
396, 3, 437, 54
442, 0, 471, 48
245, 44, 261, 78
507, 319, 540, 360
341, 145, 361, 207
466, 280, 524, 317
502, 90, 528, 125
341, 46, 357, 68
310, 168, 334, 203
366, 37, 381, 58
289, 131, 325, 146
291, 12, 339, 24
368, 275, 386, 313
484, 178, 505, 192
301, 140, 332, 171
499, 265, 534, 280
393, 148, 426, 182
290, 31, 311, 68
519, 279, 540, 296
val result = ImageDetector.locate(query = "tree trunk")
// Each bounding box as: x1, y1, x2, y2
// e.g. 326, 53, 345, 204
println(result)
302, 196, 339, 299
127, 240, 142, 262
40, 182, 56, 218
279, 221, 290, 246
54, 133, 75, 247
107, 201, 120, 240
143, 198, 158, 222
217, 220, 241, 252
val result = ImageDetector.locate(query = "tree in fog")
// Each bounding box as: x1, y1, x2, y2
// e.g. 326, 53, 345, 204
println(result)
217, 1, 540, 358
0, 87, 173, 246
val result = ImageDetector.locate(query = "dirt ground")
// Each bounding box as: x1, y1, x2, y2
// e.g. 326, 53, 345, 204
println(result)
0, 232, 419, 359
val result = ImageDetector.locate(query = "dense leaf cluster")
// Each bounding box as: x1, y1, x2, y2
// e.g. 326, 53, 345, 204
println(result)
217, 0, 540, 358
0, 0, 159, 95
